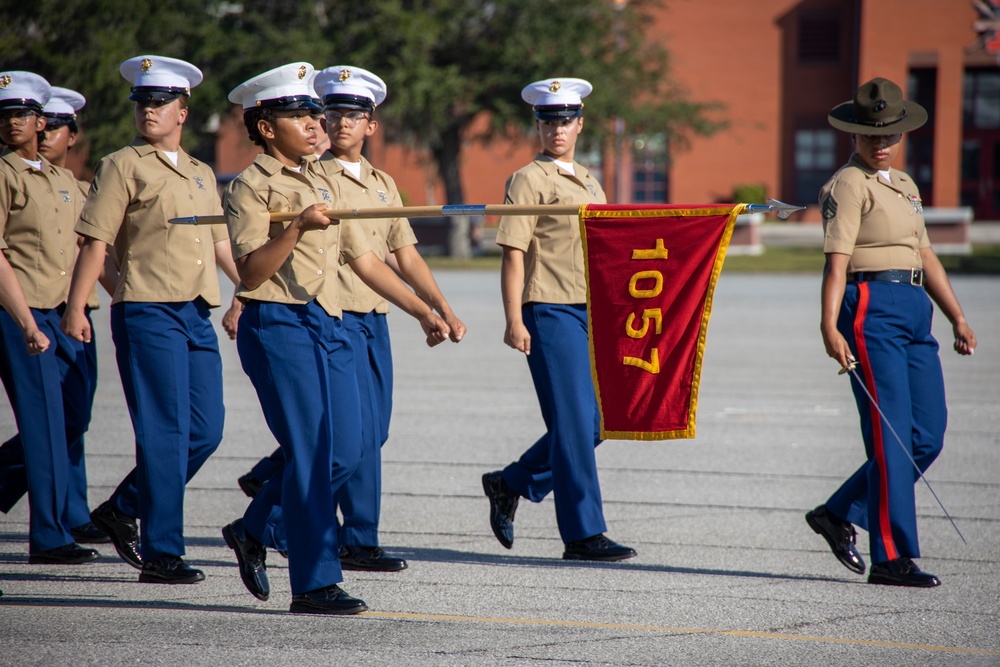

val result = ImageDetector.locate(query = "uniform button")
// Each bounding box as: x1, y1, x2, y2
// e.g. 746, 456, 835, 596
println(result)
362, 189, 367, 193
195, 238, 201, 243
60, 271, 66, 276
317, 269, 324, 275
898, 194, 903, 198
318, 248, 324, 254
197, 260, 203, 265
59, 249, 65, 255
189, 195, 193, 199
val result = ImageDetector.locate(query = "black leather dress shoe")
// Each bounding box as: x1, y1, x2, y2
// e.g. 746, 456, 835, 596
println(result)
482, 471, 518, 549
90, 501, 142, 569
28, 543, 99, 564
70, 521, 112, 544
222, 518, 269, 600
563, 534, 637, 561
806, 505, 866, 575
340, 545, 407, 572
138, 555, 205, 584
238, 473, 263, 498
290, 584, 367, 615
868, 557, 941, 587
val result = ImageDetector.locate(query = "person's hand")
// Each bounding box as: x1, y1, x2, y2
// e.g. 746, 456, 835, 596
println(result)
444, 313, 467, 343
60, 308, 92, 343
419, 311, 450, 347
24, 327, 50, 355
821, 325, 853, 370
222, 297, 243, 340
953, 321, 976, 356
504, 320, 531, 355
293, 203, 333, 233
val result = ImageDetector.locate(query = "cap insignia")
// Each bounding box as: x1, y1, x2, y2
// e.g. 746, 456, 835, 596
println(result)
141, 58, 153, 72
339, 69, 351, 82
872, 99, 887, 112
298, 65, 307, 80
0, 75, 11, 88
549, 81, 561, 93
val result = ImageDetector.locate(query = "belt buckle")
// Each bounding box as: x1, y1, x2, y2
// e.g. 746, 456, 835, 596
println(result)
910, 268, 923, 287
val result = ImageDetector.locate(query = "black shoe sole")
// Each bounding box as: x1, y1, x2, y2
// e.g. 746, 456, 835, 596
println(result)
289, 600, 368, 615
868, 574, 941, 587
28, 553, 99, 565
340, 560, 408, 572
222, 524, 269, 601
562, 550, 637, 562
806, 510, 866, 575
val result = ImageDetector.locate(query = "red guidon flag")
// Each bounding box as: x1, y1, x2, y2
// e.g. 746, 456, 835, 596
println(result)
580, 204, 743, 440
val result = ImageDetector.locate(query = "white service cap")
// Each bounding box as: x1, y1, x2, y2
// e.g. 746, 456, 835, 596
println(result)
314, 66, 387, 111
228, 62, 321, 112
120, 55, 203, 102
521, 77, 592, 120
0, 71, 52, 113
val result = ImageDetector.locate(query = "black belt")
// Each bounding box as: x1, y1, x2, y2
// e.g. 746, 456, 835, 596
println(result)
847, 269, 924, 287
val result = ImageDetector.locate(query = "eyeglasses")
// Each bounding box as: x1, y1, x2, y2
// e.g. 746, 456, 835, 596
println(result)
0, 110, 37, 126
325, 110, 370, 127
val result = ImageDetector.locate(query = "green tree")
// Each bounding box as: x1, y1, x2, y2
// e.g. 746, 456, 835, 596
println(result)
2, 0, 723, 203
331, 0, 724, 203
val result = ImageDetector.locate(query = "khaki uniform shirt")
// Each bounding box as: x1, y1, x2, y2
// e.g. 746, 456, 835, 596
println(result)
0, 149, 96, 309
224, 153, 371, 319
76, 138, 226, 306
317, 154, 418, 314
820, 154, 929, 273
495, 155, 606, 304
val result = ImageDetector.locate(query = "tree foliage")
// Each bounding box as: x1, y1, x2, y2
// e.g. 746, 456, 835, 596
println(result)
1, 0, 724, 202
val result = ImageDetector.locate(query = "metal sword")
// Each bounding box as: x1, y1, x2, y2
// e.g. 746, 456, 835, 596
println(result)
840, 360, 967, 544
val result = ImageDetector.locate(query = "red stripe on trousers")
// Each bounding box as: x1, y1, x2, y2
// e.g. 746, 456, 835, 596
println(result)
853, 283, 899, 561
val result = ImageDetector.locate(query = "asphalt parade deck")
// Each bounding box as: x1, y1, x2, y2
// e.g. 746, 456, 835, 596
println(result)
1, 270, 997, 666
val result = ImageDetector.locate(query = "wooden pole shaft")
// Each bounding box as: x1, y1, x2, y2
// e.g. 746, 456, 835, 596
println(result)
170, 204, 584, 225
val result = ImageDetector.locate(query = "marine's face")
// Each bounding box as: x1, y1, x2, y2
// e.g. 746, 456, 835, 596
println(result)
39, 124, 76, 164
134, 98, 187, 141
537, 116, 583, 160
322, 108, 375, 153
853, 133, 902, 171
0, 109, 44, 149
266, 109, 320, 159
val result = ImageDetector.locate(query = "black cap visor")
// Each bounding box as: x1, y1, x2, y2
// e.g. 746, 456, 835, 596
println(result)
534, 104, 582, 121
0, 98, 44, 114
129, 86, 190, 103
43, 112, 75, 129
258, 95, 321, 112
322, 94, 374, 113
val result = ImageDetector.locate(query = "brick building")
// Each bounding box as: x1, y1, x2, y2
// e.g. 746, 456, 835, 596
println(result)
214, 0, 1000, 222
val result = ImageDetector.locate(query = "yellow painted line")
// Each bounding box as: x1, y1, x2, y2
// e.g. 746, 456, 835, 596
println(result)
362, 611, 1000, 656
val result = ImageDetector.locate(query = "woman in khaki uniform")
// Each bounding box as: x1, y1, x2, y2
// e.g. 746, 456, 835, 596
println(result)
482, 78, 636, 562
61, 55, 241, 584
0, 71, 98, 563
805, 77, 976, 588
220, 62, 449, 615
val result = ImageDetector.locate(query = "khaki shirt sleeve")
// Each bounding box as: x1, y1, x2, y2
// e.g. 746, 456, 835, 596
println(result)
76, 157, 127, 244
820, 173, 866, 255
338, 219, 373, 264
385, 187, 417, 251
495, 170, 537, 252
224, 176, 272, 260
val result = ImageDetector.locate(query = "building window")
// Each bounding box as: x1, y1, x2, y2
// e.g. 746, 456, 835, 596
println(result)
797, 15, 840, 63
907, 68, 937, 205
963, 69, 1000, 129
794, 128, 836, 203
631, 133, 668, 203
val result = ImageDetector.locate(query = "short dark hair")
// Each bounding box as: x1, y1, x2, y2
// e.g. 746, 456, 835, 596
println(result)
243, 107, 276, 149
